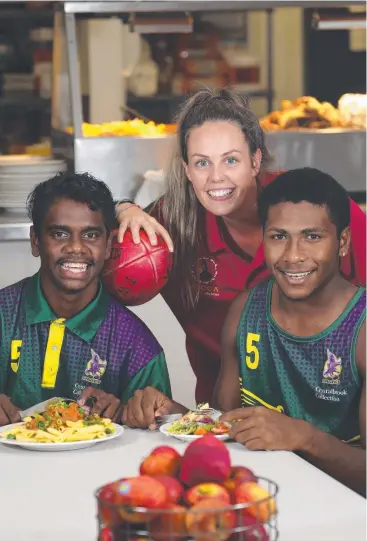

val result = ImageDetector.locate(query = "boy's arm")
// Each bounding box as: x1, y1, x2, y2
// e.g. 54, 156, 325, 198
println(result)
212, 291, 249, 412
121, 351, 188, 429
121, 351, 172, 403
221, 322, 366, 496
298, 322, 366, 495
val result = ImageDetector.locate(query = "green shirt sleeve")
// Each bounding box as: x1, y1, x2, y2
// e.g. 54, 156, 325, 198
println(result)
121, 351, 172, 403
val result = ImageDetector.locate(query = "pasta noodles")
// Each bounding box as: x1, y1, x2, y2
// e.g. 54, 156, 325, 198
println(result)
0, 400, 116, 444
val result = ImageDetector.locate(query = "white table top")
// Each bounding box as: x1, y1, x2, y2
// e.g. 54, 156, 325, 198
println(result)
0, 427, 365, 541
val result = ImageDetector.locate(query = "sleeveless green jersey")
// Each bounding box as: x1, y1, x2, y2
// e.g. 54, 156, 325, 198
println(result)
237, 279, 366, 442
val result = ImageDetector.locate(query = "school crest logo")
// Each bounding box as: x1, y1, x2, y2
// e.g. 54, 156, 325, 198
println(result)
82, 349, 107, 385
322, 349, 342, 385
192, 257, 218, 284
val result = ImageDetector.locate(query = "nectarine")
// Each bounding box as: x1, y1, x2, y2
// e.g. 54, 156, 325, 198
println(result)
185, 483, 231, 506
115, 476, 168, 523
235, 482, 276, 523
223, 467, 257, 495
140, 452, 181, 478
154, 476, 184, 504
98, 484, 121, 528
98, 527, 114, 541
150, 446, 181, 458
186, 498, 235, 541
228, 512, 269, 541
149, 503, 187, 541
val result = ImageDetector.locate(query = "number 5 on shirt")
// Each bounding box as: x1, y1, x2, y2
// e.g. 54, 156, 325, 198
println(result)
246, 333, 260, 369
11, 340, 22, 373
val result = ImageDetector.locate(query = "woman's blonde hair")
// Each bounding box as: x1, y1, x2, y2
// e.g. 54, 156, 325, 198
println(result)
152, 88, 271, 310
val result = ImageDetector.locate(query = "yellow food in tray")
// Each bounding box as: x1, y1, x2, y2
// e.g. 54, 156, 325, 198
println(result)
65, 119, 176, 138
0, 400, 115, 444
260, 96, 343, 131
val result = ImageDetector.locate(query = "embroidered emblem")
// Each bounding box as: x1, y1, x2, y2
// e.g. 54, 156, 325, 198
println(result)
322, 349, 342, 385
82, 349, 107, 385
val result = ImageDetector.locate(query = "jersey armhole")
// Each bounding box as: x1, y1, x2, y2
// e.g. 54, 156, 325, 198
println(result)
350, 309, 366, 386
235, 288, 257, 360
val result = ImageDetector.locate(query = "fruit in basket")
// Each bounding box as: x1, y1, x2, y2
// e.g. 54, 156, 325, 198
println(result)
115, 476, 168, 523
154, 476, 184, 504
186, 498, 235, 541
98, 483, 122, 528
223, 467, 257, 496
228, 512, 269, 541
185, 483, 231, 506
102, 230, 173, 306
234, 482, 276, 523
98, 526, 114, 541
149, 503, 187, 541
180, 434, 231, 486
150, 446, 181, 458
140, 450, 182, 477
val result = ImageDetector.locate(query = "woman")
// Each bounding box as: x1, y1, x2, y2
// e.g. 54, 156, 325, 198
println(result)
115, 89, 366, 404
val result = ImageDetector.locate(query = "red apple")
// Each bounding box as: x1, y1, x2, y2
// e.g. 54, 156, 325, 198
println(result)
185, 483, 231, 506
140, 453, 182, 478
154, 476, 184, 504
149, 503, 187, 541
224, 466, 257, 495
235, 482, 276, 523
180, 434, 231, 486
115, 476, 168, 523
186, 498, 235, 541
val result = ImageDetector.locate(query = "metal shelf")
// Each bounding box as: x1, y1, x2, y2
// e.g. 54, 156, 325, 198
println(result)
0, 8, 54, 20
0, 96, 50, 109
64, 1, 365, 14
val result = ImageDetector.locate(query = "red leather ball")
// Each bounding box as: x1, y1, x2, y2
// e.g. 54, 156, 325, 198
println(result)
102, 230, 173, 306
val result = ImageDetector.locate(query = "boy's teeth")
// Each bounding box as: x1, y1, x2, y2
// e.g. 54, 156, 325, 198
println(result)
284, 272, 311, 279
61, 263, 88, 273
208, 189, 233, 197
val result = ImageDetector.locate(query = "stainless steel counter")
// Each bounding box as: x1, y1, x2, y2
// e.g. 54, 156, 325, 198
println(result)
0, 213, 31, 241
0, 202, 365, 242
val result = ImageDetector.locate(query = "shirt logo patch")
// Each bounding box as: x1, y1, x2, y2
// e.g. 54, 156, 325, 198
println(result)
322, 349, 342, 385
192, 257, 218, 284
82, 349, 107, 385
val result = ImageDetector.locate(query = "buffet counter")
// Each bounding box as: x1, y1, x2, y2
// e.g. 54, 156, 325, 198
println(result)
0, 212, 31, 241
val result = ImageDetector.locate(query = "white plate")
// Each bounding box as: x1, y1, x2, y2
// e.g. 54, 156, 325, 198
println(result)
0, 422, 124, 452
159, 422, 230, 442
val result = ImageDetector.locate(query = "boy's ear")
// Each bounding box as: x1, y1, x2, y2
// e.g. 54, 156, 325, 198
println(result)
30, 226, 40, 258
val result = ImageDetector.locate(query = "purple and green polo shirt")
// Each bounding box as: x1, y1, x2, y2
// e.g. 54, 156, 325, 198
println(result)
0, 273, 171, 410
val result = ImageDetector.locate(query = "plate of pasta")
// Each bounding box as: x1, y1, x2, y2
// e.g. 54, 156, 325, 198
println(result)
0, 400, 124, 451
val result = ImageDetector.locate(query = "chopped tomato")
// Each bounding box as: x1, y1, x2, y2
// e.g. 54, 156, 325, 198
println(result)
211, 423, 230, 435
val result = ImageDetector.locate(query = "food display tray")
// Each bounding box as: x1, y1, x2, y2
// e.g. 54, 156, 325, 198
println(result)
265, 129, 366, 192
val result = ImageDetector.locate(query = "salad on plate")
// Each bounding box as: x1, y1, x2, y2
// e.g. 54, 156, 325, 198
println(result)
165, 403, 230, 437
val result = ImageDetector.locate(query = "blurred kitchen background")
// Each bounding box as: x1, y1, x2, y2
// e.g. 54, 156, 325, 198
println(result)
0, 0, 365, 407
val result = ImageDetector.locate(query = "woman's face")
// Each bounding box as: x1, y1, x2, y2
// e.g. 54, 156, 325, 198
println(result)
184, 120, 262, 218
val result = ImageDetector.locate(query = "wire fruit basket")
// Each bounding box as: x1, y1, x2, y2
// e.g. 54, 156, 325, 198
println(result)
96, 476, 279, 541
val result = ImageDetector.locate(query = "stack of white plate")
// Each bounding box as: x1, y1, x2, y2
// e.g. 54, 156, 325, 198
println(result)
0, 155, 66, 214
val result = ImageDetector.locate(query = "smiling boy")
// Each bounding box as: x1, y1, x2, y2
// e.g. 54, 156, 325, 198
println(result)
0, 172, 171, 424
215, 168, 366, 495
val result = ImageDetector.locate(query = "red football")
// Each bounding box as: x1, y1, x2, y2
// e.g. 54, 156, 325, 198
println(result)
102, 230, 172, 306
